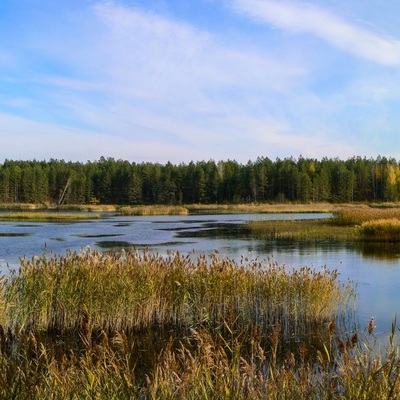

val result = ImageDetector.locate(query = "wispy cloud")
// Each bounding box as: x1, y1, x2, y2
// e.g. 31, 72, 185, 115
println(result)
232, 0, 400, 66
0, 0, 392, 163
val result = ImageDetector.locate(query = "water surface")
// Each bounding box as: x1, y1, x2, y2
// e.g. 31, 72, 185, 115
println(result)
0, 211, 398, 338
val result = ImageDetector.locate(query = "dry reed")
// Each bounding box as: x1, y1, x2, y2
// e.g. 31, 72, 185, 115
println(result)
334, 205, 400, 226
0, 212, 100, 220
357, 219, 400, 242
119, 205, 188, 215
0, 248, 400, 398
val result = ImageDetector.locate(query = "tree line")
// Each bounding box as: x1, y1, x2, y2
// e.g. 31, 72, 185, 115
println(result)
0, 155, 399, 205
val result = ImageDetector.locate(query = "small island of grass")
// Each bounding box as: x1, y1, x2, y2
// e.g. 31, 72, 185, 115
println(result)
247, 203, 400, 242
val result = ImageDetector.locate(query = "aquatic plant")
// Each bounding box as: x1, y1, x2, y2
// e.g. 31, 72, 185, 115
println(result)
357, 218, 400, 242
247, 219, 357, 241
0, 248, 399, 398
4, 248, 353, 342
333, 205, 400, 226
0, 212, 100, 220
119, 205, 188, 215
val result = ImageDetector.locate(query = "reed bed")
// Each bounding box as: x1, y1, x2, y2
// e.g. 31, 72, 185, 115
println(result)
357, 218, 400, 242
247, 219, 358, 241
119, 205, 189, 215
1, 320, 400, 399
186, 202, 335, 214
248, 205, 400, 243
333, 205, 400, 226
58, 204, 117, 212
0, 202, 47, 210
0, 212, 100, 220
1, 248, 400, 398
5, 248, 352, 338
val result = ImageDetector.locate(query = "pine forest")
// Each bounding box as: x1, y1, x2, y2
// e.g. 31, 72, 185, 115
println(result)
0, 155, 399, 205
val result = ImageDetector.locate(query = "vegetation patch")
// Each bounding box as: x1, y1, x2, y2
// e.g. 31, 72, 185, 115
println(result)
333, 204, 400, 226
119, 205, 189, 215
2, 248, 400, 398
247, 219, 357, 241
357, 218, 400, 242
247, 205, 400, 244
0, 212, 100, 221
186, 202, 335, 214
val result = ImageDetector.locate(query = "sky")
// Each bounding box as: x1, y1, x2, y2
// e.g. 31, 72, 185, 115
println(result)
1, 0, 400, 164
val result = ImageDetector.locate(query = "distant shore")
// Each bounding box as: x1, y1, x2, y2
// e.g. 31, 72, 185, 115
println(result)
0, 202, 339, 215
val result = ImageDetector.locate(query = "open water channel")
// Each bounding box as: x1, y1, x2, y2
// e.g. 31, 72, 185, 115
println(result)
0, 212, 399, 340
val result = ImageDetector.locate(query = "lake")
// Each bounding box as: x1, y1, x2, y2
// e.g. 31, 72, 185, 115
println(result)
0, 211, 399, 339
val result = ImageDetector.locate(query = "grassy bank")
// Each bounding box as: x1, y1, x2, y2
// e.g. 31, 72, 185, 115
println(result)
185, 202, 335, 214
248, 204, 400, 242
0, 212, 100, 221
0, 248, 374, 398
0, 203, 117, 212
119, 205, 188, 215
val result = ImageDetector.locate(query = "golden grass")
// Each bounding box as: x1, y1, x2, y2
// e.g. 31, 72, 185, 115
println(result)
58, 204, 117, 212
248, 219, 358, 241
247, 204, 400, 243
186, 202, 335, 214
119, 205, 189, 215
5, 248, 352, 336
357, 218, 400, 242
0, 203, 117, 212
334, 204, 400, 226
0, 248, 400, 398
0, 212, 100, 220
0, 203, 46, 210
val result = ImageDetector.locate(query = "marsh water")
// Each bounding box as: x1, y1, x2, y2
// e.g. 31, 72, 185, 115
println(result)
0, 211, 399, 338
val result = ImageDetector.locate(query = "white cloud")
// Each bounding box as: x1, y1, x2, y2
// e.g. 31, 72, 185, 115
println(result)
233, 0, 400, 66
2, 0, 393, 163
0, 113, 188, 163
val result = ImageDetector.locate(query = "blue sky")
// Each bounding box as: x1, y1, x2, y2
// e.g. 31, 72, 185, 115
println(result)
1, 0, 400, 163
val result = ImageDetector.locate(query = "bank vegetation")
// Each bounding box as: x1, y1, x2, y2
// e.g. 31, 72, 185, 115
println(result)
3, 248, 399, 399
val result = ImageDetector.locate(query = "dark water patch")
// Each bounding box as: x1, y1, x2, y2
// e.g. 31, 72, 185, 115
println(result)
50, 238, 66, 242
176, 223, 248, 239
152, 219, 218, 225
157, 241, 196, 247
0, 232, 33, 237
113, 223, 133, 227
15, 224, 38, 228
73, 233, 123, 238
157, 226, 203, 232
96, 241, 133, 249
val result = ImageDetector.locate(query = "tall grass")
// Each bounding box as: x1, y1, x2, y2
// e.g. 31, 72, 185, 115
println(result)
9, 249, 400, 398
0, 212, 100, 220
248, 219, 357, 241
186, 202, 334, 214
357, 218, 400, 242
119, 205, 188, 215
5, 248, 352, 341
333, 205, 400, 226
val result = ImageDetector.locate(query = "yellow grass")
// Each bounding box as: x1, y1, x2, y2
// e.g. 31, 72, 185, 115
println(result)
0, 212, 100, 220
186, 202, 335, 214
119, 205, 189, 215
357, 218, 400, 241
334, 204, 400, 225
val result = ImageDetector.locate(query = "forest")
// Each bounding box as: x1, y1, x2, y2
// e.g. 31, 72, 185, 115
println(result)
0, 155, 399, 205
